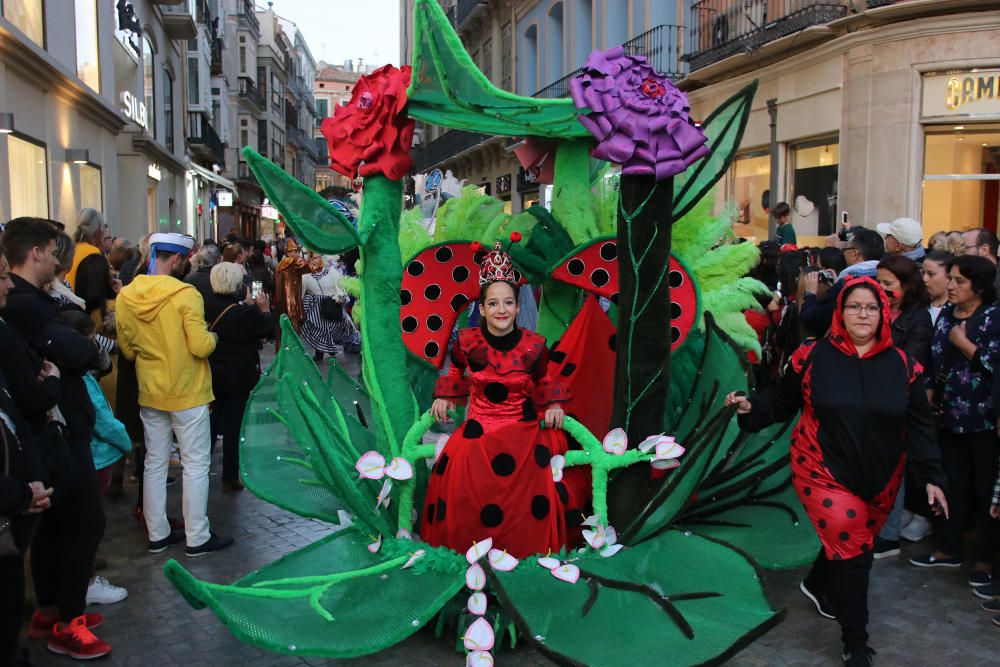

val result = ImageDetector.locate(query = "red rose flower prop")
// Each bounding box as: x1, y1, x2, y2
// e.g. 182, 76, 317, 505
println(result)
321, 64, 415, 181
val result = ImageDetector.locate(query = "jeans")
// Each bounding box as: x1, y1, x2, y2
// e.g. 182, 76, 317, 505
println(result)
140, 404, 212, 547
879, 483, 905, 541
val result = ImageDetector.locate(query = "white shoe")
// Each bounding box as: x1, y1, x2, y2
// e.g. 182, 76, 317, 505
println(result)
900, 514, 933, 542
86, 576, 128, 605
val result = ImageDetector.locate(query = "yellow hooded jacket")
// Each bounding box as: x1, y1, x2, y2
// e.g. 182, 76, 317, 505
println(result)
116, 274, 217, 411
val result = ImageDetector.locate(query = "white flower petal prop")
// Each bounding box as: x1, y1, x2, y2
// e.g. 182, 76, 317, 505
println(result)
367, 534, 382, 553
551, 563, 581, 584
651, 458, 681, 471
487, 549, 519, 572
465, 538, 494, 564
600, 543, 625, 557
434, 434, 449, 463
582, 524, 607, 549
395, 528, 412, 540
467, 591, 488, 616
465, 563, 487, 591
384, 457, 414, 481
637, 433, 666, 453
466, 650, 494, 667
537, 556, 560, 570
355, 451, 386, 479
602, 427, 628, 456
550, 454, 565, 483
463, 617, 495, 652
376, 479, 393, 508
605, 526, 618, 545
581, 515, 600, 527
655, 438, 685, 461
402, 549, 425, 569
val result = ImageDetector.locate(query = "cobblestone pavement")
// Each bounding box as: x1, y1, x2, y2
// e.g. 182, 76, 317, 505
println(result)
21, 346, 998, 666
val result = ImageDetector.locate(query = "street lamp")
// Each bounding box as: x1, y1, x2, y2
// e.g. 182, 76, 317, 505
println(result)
65, 148, 91, 165
0, 113, 14, 133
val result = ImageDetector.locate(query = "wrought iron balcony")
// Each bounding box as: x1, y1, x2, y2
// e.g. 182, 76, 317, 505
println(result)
685, 1, 848, 71
413, 129, 489, 172
238, 76, 265, 112
237, 0, 260, 38
534, 24, 684, 99
187, 112, 225, 166
210, 36, 223, 75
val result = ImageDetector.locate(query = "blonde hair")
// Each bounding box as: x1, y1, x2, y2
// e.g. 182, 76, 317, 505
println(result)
945, 231, 966, 256
210, 261, 244, 296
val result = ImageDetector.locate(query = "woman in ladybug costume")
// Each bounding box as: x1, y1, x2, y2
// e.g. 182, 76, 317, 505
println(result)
423, 241, 590, 559
727, 277, 948, 666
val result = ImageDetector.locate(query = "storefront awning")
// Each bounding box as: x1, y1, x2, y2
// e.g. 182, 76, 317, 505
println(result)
187, 161, 235, 192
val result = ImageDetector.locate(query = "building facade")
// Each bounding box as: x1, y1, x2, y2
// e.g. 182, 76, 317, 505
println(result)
313, 61, 361, 193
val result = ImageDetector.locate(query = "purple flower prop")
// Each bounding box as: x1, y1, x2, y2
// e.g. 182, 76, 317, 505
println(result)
569, 46, 709, 181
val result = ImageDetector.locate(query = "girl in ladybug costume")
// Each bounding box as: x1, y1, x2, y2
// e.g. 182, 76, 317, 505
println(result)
423, 242, 590, 559
727, 277, 948, 666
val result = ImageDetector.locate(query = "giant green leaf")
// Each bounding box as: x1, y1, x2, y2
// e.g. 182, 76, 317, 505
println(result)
489, 529, 782, 666
165, 530, 466, 658
242, 146, 359, 254
672, 81, 758, 221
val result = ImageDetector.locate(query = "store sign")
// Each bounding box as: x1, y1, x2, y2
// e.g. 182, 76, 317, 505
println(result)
217, 191, 233, 207
147, 163, 161, 181
923, 70, 1000, 120
120, 91, 148, 129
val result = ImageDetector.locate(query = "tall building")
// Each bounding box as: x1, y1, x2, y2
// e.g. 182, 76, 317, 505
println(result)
313, 61, 361, 193
282, 21, 319, 191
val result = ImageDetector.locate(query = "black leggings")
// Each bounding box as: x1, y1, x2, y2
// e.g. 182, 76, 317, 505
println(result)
936, 429, 999, 564
30, 439, 105, 621
0, 553, 24, 665
215, 388, 250, 483
805, 548, 874, 651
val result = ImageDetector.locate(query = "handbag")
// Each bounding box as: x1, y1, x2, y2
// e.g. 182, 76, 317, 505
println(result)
0, 415, 20, 557
209, 303, 238, 332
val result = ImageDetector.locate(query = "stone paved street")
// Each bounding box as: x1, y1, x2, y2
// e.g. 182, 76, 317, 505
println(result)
20, 346, 998, 666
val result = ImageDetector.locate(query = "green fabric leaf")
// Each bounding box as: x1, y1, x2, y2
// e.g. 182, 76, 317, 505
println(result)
508, 206, 576, 285
242, 147, 359, 254
164, 530, 466, 658
672, 81, 758, 221
683, 484, 820, 570
489, 529, 782, 666
407, 0, 588, 138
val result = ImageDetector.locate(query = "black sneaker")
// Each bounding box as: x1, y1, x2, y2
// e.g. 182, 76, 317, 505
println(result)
872, 537, 900, 560
148, 528, 184, 554
799, 580, 836, 620
973, 582, 999, 600
842, 645, 875, 666
908, 553, 961, 568
185, 532, 234, 558
981, 599, 1000, 613
969, 570, 993, 587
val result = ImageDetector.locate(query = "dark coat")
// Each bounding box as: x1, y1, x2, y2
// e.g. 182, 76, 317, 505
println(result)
0, 370, 46, 515
184, 267, 215, 307
890, 305, 933, 371
203, 292, 276, 395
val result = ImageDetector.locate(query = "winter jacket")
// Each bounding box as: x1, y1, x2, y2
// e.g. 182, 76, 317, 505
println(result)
116, 274, 217, 411
66, 241, 101, 290
740, 277, 946, 501
83, 374, 131, 470
890, 305, 933, 371
0, 370, 46, 516
184, 267, 215, 306
0, 317, 60, 432
203, 292, 276, 395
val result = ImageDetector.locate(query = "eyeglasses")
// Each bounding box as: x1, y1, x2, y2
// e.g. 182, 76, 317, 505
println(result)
843, 303, 880, 316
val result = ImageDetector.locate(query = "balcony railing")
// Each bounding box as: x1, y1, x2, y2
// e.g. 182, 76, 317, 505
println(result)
534, 24, 684, 99
413, 129, 489, 172
160, 0, 198, 40
210, 36, 223, 75
187, 111, 225, 166
237, 0, 260, 37
685, 1, 848, 71
455, 0, 487, 28
238, 76, 265, 111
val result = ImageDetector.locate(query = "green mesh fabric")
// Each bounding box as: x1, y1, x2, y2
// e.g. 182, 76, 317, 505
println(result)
242, 147, 358, 255
685, 485, 820, 570
164, 529, 466, 658
490, 529, 781, 666
407, 0, 588, 138
324, 356, 372, 426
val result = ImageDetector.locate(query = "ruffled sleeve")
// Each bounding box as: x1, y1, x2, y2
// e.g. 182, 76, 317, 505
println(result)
433, 337, 470, 404
531, 345, 571, 407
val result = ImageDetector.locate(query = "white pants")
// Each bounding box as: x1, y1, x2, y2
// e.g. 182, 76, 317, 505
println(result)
140, 404, 212, 547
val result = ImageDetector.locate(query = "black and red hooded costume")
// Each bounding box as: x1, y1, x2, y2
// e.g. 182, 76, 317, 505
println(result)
740, 277, 945, 560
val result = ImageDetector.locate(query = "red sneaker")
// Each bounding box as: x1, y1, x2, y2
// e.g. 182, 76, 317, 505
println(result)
29, 610, 103, 639
46, 615, 111, 660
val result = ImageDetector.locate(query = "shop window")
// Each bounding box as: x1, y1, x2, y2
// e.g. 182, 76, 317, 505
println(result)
143, 37, 157, 139
7, 134, 48, 218
731, 152, 770, 241
4, 0, 43, 46
78, 163, 102, 211
790, 139, 839, 238
75, 0, 99, 91
164, 69, 174, 151
922, 126, 1000, 238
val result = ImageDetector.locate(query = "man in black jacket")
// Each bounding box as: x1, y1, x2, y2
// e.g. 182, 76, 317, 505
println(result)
0, 218, 112, 660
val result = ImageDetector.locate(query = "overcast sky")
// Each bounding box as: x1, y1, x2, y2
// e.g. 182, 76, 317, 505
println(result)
267, 0, 401, 69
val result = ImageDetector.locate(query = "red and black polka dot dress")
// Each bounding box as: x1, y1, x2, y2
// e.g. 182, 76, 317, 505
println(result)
421, 325, 591, 558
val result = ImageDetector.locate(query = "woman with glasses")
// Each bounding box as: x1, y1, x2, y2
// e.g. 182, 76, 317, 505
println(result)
910, 255, 1000, 590
727, 277, 947, 666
